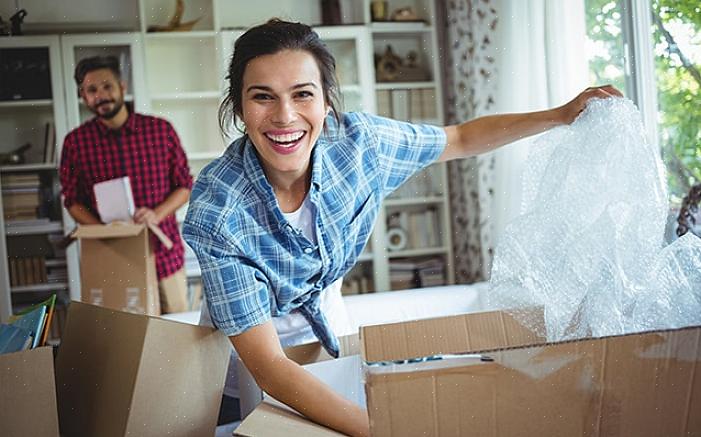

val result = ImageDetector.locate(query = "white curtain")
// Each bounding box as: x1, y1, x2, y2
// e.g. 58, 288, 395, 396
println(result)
491, 0, 589, 243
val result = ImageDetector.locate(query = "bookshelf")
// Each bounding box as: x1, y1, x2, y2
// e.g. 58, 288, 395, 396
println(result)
0, 36, 70, 335
0, 0, 453, 305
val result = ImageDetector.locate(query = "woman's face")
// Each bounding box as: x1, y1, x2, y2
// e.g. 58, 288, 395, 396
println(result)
240, 49, 329, 181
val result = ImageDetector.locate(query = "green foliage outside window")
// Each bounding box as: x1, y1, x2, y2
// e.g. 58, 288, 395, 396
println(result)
586, 0, 700, 203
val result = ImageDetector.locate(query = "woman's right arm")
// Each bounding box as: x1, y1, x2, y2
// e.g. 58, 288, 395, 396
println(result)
232, 321, 370, 437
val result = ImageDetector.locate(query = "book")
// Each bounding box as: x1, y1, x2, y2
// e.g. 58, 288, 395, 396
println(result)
0, 323, 33, 355
39, 295, 57, 346
9, 304, 46, 349
93, 176, 135, 223
43, 121, 56, 164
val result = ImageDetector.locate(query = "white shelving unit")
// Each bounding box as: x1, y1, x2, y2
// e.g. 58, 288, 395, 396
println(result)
0, 35, 69, 323
0, 0, 453, 307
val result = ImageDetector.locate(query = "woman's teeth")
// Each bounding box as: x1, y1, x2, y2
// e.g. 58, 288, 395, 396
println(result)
265, 131, 305, 145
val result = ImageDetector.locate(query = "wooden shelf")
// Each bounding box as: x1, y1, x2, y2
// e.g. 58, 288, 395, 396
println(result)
11, 282, 68, 293
5, 221, 64, 236
384, 196, 444, 207
0, 163, 57, 172
145, 31, 217, 39
151, 91, 221, 101
370, 22, 433, 33
0, 99, 52, 108
387, 246, 449, 259
375, 81, 436, 91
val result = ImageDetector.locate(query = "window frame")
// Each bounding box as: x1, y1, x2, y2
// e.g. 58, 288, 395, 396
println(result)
621, 0, 659, 146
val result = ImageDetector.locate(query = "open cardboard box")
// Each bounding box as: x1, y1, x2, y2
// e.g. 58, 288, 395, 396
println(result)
0, 346, 60, 437
72, 222, 172, 315
54, 301, 231, 437
236, 308, 701, 436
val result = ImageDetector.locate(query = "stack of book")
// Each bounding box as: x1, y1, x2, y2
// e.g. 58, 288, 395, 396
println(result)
341, 275, 375, 295
1, 173, 41, 221
0, 295, 56, 355
8, 256, 47, 286
389, 257, 446, 290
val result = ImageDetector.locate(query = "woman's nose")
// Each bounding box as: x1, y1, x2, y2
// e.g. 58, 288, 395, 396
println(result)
271, 99, 296, 125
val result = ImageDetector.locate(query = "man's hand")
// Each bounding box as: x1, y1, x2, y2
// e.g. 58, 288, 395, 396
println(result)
134, 207, 160, 225
558, 84, 624, 125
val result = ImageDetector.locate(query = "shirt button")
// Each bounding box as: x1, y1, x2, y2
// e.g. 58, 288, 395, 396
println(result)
303, 247, 313, 254
285, 224, 294, 232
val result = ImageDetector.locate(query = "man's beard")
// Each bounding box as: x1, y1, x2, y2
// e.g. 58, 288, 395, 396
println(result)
91, 98, 124, 120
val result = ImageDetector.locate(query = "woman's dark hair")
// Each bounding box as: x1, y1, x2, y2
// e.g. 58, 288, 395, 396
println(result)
219, 19, 341, 135
74, 55, 122, 87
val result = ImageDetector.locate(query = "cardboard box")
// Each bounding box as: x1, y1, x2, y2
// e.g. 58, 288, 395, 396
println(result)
54, 301, 230, 437
236, 308, 701, 436
72, 223, 172, 315
0, 346, 60, 437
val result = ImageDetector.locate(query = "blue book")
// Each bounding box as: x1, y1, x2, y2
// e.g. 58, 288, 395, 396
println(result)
10, 305, 46, 349
0, 323, 33, 355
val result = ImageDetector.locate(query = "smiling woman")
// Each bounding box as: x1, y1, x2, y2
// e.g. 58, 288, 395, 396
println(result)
182, 18, 620, 437
241, 50, 329, 211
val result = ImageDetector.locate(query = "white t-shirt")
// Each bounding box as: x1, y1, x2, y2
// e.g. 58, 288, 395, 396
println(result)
200, 193, 353, 397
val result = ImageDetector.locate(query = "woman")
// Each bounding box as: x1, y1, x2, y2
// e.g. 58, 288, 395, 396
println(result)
183, 19, 621, 437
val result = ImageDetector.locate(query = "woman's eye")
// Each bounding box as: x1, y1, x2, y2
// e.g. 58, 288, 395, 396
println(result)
252, 94, 272, 100
296, 91, 313, 99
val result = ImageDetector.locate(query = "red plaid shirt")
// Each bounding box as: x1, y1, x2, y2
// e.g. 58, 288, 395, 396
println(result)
60, 110, 193, 279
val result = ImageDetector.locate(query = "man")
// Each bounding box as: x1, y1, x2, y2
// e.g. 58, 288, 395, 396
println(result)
60, 55, 193, 314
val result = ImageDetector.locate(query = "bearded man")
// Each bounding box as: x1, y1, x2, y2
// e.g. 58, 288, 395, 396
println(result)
59, 55, 193, 314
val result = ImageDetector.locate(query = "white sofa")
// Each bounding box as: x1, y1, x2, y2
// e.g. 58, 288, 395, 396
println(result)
162, 282, 490, 332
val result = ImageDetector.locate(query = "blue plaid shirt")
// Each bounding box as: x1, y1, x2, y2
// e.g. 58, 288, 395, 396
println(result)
183, 112, 446, 357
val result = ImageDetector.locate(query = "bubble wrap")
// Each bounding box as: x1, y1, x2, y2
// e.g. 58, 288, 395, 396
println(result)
487, 97, 701, 341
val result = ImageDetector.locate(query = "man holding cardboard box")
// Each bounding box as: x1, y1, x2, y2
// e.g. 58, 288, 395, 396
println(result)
59, 55, 193, 314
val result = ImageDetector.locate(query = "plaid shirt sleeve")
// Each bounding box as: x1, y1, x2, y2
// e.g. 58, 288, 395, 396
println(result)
59, 133, 91, 209
353, 112, 447, 197
185, 227, 272, 335
164, 122, 194, 190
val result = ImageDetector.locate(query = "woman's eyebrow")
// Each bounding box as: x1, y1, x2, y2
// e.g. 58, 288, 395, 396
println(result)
246, 82, 319, 93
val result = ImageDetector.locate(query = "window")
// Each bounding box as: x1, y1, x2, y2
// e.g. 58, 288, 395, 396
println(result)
585, 0, 700, 204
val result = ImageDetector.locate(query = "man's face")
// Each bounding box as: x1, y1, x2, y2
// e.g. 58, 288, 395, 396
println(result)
79, 68, 126, 120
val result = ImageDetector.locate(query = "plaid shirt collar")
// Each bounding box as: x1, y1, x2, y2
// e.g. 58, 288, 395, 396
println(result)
242, 134, 325, 207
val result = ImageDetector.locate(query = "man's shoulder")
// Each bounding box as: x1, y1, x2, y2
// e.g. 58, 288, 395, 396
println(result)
132, 112, 173, 129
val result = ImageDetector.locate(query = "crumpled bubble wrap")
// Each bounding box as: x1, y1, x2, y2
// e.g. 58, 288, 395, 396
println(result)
487, 97, 701, 341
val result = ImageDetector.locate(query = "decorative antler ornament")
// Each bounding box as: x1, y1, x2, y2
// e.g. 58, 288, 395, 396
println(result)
147, 0, 201, 32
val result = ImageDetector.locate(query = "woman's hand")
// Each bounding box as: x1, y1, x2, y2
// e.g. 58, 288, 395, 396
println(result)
557, 85, 624, 124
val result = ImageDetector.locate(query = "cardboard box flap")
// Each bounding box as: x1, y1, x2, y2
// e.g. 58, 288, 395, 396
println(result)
72, 223, 145, 239
0, 346, 60, 437
55, 302, 229, 437
72, 222, 173, 249
360, 307, 545, 362
234, 402, 345, 437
